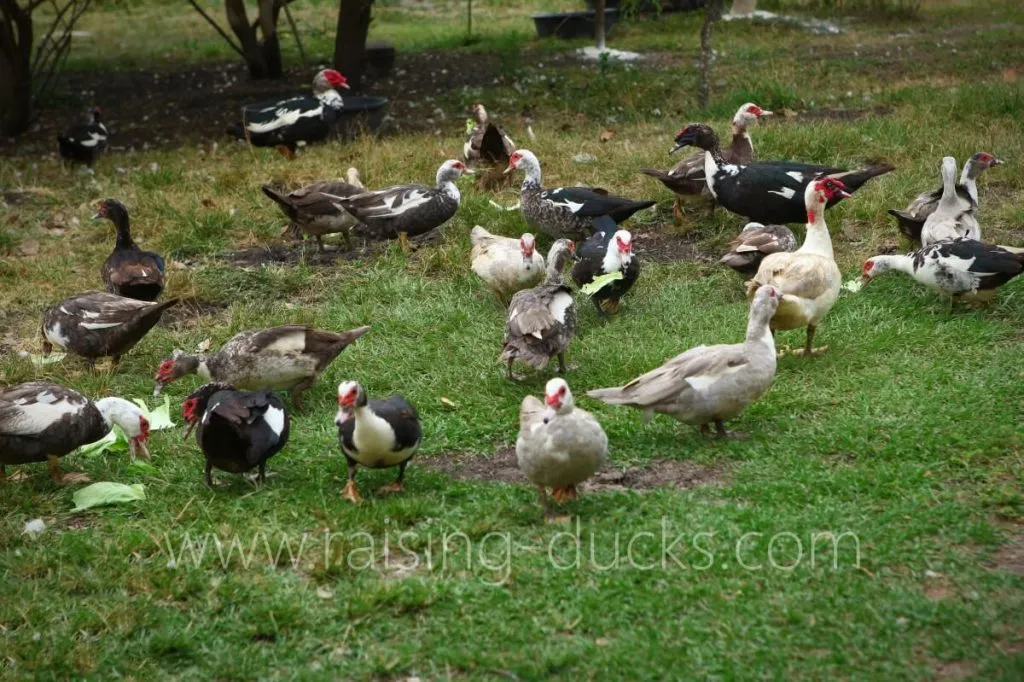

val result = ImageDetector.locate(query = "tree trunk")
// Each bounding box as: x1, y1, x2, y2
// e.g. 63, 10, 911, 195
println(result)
334, 0, 373, 90
698, 0, 724, 109
0, 0, 34, 136
224, 0, 282, 79
594, 0, 606, 52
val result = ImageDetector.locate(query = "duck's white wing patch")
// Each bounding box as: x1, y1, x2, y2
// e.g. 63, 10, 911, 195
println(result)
684, 364, 745, 392
247, 105, 324, 134
80, 321, 123, 330
548, 290, 574, 324
768, 187, 797, 200
3, 393, 88, 436
786, 171, 804, 182
541, 189, 585, 214
261, 330, 308, 354
262, 405, 286, 437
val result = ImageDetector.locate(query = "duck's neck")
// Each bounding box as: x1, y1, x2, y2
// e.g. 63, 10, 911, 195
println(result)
878, 255, 916, 277
959, 162, 981, 204
745, 306, 776, 349
800, 203, 834, 258
319, 89, 343, 109
546, 254, 567, 284
602, 245, 628, 274
438, 179, 460, 202
521, 164, 542, 193
112, 215, 136, 250
729, 122, 752, 155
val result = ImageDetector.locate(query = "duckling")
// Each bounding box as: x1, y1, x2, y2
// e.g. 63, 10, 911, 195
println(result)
94, 199, 166, 301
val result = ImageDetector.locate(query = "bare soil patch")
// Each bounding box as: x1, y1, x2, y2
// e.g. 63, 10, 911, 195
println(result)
991, 528, 1024, 576
161, 297, 228, 326
632, 227, 718, 264
933, 660, 979, 681
421, 447, 728, 492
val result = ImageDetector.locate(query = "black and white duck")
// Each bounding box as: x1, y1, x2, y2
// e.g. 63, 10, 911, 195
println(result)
641, 102, 772, 218
571, 216, 640, 315
862, 239, 1024, 307
42, 292, 179, 369
154, 325, 370, 409
500, 239, 577, 380
888, 152, 1001, 244
505, 149, 655, 241
671, 123, 893, 225
1, 382, 150, 484
262, 167, 365, 251
335, 381, 421, 504
330, 160, 473, 253
58, 107, 108, 167
227, 69, 349, 156
183, 383, 289, 487
464, 103, 516, 165
719, 222, 797, 277
94, 199, 166, 301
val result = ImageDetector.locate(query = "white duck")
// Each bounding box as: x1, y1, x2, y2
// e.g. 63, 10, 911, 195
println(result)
920, 156, 981, 246
588, 284, 780, 437
516, 378, 608, 521
746, 177, 848, 356
470, 226, 545, 304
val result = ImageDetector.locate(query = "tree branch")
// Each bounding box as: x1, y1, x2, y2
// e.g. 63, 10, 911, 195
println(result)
281, 0, 307, 67
187, 0, 245, 58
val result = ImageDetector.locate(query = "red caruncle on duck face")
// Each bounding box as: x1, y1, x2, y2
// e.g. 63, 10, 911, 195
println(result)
182, 397, 199, 425
324, 70, 349, 89
338, 387, 358, 408
155, 358, 175, 383
520, 235, 535, 257
545, 383, 568, 409
616, 234, 631, 254
507, 151, 523, 171
815, 177, 851, 202
138, 415, 150, 442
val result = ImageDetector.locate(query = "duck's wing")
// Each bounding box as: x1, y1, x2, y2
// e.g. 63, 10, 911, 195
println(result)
0, 382, 90, 437
334, 184, 435, 222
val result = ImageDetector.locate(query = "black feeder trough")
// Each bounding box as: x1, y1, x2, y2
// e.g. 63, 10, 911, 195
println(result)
332, 96, 389, 139
532, 10, 618, 39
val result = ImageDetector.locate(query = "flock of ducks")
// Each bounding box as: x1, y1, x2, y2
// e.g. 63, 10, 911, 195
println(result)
9, 71, 1021, 520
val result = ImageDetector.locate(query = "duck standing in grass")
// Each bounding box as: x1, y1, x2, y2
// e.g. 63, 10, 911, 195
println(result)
888, 152, 1001, 244
261, 168, 366, 251
1, 382, 150, 484
588, 285, 780, 438
183, 383, 289, 487
571, 217, 640, 316
641, 102, 772, 219
470, 226, 545, 305
669, 123, 892, 225
919, 157, 982, 247
58, 107, 107, 168
42, 292, 179, 369
861, 240, 1024, 308
719, 222, 798, 277
463, 103, 515, 165
517, 378, 607, 522
94, 199, 166, 301
153, 324, 370, 410
745, 177, 848, 356
505, 149, 655, 241
331, 160, 473, 253
227, 68, 349, 156
335, 381, 421, 504
500, 239, 577, 380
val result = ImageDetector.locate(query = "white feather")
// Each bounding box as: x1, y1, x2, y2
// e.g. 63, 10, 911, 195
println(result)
80, 321, 122, 330
246, 105, 323, 134
260, 331, 307, 354
786, 171, 804, 182
548, 291, 574, 324
263, 405, 286, 437
685, 364, 745, 392
3, 393, 87, 436
768, 187, 797, 200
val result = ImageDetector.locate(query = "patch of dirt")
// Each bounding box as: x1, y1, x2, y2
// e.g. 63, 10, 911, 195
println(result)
220, 241, 383, 268
161, 297, 228, 326
632, 228, 718, 264
933, 661, 979, 681
991, 529, 1024, 576
422, 447, 728, 492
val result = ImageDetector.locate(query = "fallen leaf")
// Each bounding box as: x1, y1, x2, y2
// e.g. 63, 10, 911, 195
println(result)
573, 153, 597, 164
30, 352, 66, 366
595, 637, 611, 646
580, 271, 624, 296
196, 338, 212, 353
201, 198, 215, 208
17, 240, 40, 257
23, 519, 46, 536
440, 397, 457, 409
1003, 68, 1017, 82
316, 586, 334, 599
599, 128, 615, 143
62, 472, 93, 485
782, 108, 798, 118
72, 482, 145, 510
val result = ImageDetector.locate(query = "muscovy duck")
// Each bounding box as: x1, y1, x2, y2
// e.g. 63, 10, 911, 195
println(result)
58, 107, 107, 167
500, 239, 577, 380
262, 167, 365, 251
862, 239, 1024, 307
919, 157, 982, 247
641, 102, 772, 218
505, 149, 655, 241
671, 123, 893, 225
589, 284, 780, 438
470, 226, 545, 305
154, 324, 370, 410
745, 178, 848, 356
227, 69, 349, 155
517, 378, 607, 522
719, 222, 797, 277
183, 383, 289, 487
571, 216, 640, 315
1, 383, 149, 484
94, 199, 166, 301
464, 103, 516, 164
42, 292, 178, 369
888, 152, 1001, 243
335, 381, 421, 504
329, 160, 472, 253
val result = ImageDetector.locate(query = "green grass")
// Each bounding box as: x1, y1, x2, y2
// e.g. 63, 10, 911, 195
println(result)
2, 0, 1024, 679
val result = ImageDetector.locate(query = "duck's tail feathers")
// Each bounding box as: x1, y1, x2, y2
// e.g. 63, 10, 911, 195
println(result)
833, 163, 896, 192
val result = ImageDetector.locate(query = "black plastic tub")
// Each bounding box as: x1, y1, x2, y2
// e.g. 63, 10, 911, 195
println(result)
532, 10, 618, 39
586, 0, 706, 11
363, 41, 396, 78
332, 96, 388, 139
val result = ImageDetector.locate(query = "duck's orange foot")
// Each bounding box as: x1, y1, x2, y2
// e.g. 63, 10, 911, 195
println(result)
551, 485, 578, 504
790, 345, 830, 357
274, 145, 295, 160
378, 481, 405, 495
342, 480, 362, 504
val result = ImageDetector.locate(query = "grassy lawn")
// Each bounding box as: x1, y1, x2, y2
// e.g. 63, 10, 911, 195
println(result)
2, 0, 1024, 679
